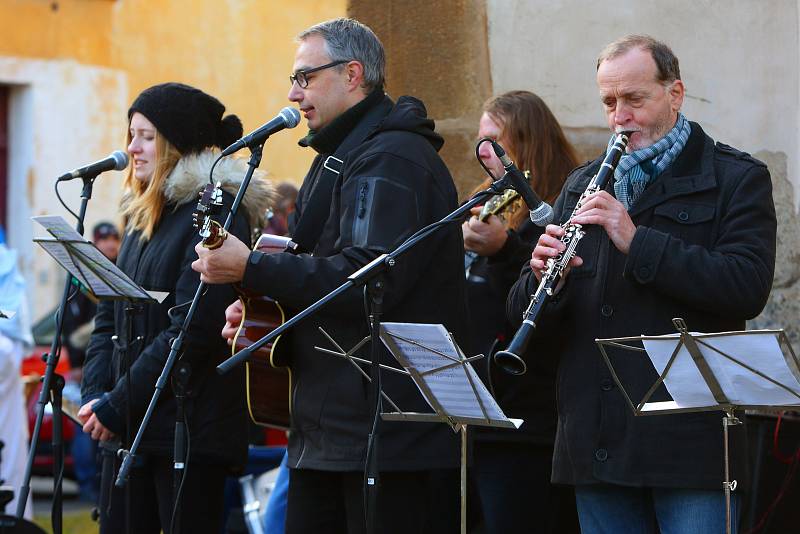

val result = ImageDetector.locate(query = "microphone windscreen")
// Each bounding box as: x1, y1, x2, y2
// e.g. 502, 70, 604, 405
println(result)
111, 151, 129, 171
529, 202, 554, 226
280, 107, 301, 129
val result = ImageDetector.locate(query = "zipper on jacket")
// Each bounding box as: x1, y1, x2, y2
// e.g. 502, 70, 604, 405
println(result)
353, 180, 374, 247
357, 182, 369, 218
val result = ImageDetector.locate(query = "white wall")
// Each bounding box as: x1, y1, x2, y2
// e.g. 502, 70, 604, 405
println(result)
1, 57, 128, 321
486, 0, 799, 203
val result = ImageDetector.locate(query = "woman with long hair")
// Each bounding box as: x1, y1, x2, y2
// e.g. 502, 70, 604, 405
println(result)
462, 90, 580, 533
78, 82, 271, 533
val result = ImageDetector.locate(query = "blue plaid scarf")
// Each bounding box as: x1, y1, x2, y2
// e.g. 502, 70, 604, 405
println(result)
610, 113, 691, 210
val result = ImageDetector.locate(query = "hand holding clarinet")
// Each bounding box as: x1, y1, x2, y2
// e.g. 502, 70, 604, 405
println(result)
494, 131, 634, 375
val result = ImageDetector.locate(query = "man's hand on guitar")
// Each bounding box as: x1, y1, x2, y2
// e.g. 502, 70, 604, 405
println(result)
192, 233, 250, 284
222, 300, 244, 344
462, 206, 508, 257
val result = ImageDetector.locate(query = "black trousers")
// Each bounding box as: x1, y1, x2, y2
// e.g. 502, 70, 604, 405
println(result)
99, 453, 227, 534
285, 468, 459, 534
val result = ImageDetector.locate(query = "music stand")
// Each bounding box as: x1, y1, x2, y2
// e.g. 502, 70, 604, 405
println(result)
595, 318, 800, 534
22, 216, 158, 532
33, 215, 157, 303
315, 322, 521, 534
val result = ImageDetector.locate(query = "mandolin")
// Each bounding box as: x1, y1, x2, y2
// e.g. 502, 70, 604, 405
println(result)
464, 172, 528, 276
192, 183, 291, 429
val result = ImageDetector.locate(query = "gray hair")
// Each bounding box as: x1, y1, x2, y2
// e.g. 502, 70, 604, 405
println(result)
297, 18, 386, 92
597, 35, 681, 84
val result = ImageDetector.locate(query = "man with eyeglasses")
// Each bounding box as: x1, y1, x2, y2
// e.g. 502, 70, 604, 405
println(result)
193, 17, 465, 533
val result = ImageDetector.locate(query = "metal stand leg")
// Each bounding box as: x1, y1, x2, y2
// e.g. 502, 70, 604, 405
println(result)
723, 409, 741, 534
460, 425, 467, 534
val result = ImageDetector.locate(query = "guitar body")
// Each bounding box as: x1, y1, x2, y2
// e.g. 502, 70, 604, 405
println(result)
233, 234, 293, 429
192, 186, 292, 428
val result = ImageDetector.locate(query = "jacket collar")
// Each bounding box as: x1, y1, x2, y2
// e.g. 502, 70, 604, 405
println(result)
299, 87, 386, 155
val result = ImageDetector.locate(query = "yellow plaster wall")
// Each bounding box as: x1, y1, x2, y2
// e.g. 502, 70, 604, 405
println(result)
1, 0, 347, 185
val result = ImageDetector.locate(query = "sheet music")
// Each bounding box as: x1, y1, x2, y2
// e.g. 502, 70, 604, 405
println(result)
70, 242, 150, 299
34, 215, 154, 302
643, 331, 800, 408
37, 240, 121, 298
380, 322, 520, 427
33, 215, 85, 242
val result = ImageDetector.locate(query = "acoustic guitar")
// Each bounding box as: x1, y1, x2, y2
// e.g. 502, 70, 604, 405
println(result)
232, 234, 292, 429
193, 183, 291, 429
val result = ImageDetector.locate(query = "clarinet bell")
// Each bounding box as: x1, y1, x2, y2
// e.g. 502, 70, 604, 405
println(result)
493, 349, 527, 375
493, 319, 536, 375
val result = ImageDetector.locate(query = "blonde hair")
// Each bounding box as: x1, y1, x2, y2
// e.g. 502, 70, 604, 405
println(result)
120, 128, 182, 240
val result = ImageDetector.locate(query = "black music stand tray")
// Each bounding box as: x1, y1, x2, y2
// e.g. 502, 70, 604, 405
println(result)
595, 318, 800, 534
314, 322, 521, 534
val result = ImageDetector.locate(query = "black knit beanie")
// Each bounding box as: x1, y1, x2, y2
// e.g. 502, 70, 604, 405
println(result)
128, 82, 243, 155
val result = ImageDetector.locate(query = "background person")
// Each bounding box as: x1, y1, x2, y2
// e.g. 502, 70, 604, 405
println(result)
0, 229, 34, 519
461, 90, 580, 534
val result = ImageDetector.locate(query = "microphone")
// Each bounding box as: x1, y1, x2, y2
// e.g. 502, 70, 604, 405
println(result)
491, 141, 554, 226
221, 107, 302, 156
57, 151, 129, 181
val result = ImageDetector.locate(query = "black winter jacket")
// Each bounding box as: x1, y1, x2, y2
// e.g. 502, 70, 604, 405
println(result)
81, 152, 271, 468
507, 123, 776, 489
241, 93, 467, 471
467, 220, 560, 444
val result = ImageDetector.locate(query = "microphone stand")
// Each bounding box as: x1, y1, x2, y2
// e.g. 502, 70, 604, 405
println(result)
217, 174, 514, 373
115, 145, 264, 532
216, 173, 515, 534
16, 173, 99, 533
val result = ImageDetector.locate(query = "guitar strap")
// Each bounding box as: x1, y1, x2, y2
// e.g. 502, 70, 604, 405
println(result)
289, 99, 390, 254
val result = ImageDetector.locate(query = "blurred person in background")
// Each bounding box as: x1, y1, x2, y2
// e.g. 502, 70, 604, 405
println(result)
263, 181, 298, 237
461, 90, 580, 533
0, 227, 34, 519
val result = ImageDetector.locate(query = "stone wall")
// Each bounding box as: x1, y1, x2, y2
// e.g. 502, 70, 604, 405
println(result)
749, 151, 800, 355
349, 0, 493, 199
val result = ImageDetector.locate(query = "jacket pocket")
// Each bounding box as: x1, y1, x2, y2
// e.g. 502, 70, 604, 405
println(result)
653, 202, 716, 246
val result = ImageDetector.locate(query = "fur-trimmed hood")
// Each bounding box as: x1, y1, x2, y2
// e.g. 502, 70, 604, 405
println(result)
163, 151, 273, 230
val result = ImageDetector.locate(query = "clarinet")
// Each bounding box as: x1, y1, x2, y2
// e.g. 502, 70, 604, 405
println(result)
494, 131, 632, 375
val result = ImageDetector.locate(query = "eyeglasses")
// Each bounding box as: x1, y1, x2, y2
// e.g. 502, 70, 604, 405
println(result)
289, 60, 348, 88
